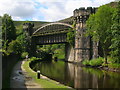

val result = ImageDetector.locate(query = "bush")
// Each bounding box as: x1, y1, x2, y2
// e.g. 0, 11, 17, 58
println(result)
7, 40, 23, 55
82, 57, 104, 67
108, 63, 120, 68
89, 59, 103, 66
89, 58, 103, 66
29, 57, 40, 61
21, 52, 28, 59
67, 29, 75, 46
82, 60, 90, 66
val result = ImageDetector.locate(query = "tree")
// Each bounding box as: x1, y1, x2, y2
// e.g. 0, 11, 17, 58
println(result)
7, 40, 23, 55
110, 1, 120, 63
2, 14, 16, 42
86, 5, 115, 63
1, 14, 16, 56
16, 32, 28, 52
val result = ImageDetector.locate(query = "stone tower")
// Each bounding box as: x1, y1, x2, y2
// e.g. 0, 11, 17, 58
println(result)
73, 7, 98, 63
23, 23, 36, 56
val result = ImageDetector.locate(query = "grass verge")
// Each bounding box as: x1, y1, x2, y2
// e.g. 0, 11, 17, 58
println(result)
22, 60, 73, 90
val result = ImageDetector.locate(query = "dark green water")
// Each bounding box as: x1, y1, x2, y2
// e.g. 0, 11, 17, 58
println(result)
31, 60, 120, 89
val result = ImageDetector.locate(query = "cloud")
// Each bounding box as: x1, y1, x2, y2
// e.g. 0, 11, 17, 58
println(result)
0, 0, 37, 20
37, 0, 115, 21
0, 0, 115, 21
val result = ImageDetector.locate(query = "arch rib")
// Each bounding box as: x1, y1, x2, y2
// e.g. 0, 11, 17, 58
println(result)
33, 22, 73, 35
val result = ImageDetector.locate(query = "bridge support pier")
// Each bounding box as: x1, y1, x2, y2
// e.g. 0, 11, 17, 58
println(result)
73, 7, 95, 63
65, 43, 75, 62
30, 37, 37, 57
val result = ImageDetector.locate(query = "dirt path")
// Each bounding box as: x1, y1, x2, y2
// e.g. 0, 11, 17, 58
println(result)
10, 60, 42, 89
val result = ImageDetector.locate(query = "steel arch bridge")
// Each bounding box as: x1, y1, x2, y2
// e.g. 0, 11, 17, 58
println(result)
31, 22, 73, 45
33, 22, 73, 36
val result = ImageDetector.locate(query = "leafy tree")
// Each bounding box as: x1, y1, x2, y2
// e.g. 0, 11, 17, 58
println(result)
1, 14, 16, 56
7, 40, 23, 55
2, 14, 16, 42
16, 32, 28, 52
110, 1, 120, 63
86, 5, 115, 63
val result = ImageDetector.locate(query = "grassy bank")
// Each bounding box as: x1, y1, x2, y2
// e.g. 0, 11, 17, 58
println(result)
22, 60, 73, 90
82, 57, 120, 72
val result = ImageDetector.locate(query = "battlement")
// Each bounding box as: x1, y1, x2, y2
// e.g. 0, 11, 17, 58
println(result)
23, 23, 34, 36
23, 23, 34, 30
73, 7, 98, 23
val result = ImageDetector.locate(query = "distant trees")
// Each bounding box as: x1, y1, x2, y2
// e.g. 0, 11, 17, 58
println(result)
86, 5, 115, 63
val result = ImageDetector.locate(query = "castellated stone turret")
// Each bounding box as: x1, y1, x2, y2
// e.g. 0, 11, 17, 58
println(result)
73, 7, 98, 62
73, 7, 97, 24
23, 23, 34, 36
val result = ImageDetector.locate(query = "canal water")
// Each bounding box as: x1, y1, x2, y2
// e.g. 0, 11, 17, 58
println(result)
30, 60, 120, 89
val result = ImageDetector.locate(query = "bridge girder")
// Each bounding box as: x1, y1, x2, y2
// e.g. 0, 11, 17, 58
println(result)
33, 22, 73, 36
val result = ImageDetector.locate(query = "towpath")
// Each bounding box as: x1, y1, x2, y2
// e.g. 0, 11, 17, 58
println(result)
10, 60, 42, 89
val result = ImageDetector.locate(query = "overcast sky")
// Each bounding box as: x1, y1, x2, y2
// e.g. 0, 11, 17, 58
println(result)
0, 0, 115, 22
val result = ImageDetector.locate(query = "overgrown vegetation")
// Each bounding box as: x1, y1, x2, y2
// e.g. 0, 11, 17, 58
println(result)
21, 52, 29, 59
82, 57, 104, 67
110, 1, 120, 63
67, 28, 75, 46
86, 2, 120, 66
37, 44, 65, 60
1, 14, 29, 57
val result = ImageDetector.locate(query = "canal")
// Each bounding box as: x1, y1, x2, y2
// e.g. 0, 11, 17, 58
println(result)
30, 60, 120, 89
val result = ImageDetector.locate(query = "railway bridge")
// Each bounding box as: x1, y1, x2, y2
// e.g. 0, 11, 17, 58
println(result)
23, 7, 99, 63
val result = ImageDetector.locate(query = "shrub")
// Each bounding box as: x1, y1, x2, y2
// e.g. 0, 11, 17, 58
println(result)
7, 40, 23, 55
29, 57, 40, 61
108, 63, 120, 68
89, 59, 103, 66
82, 57, 104, 66
67, 28, 75, 46
21, 52, 28, 59
82, 60, 90, 66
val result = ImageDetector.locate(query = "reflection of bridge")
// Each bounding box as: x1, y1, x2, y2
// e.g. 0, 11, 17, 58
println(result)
23, 7, 99, 63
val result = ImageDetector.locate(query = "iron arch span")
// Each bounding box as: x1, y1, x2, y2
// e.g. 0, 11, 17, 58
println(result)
33, 22, 73, 36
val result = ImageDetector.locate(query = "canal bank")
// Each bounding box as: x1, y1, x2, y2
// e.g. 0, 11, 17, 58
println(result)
10, 60, 42, 88
30, 60, 120, 89
22, 59, 74, 89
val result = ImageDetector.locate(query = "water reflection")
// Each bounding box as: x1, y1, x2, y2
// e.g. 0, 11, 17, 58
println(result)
30, 60, 120, 89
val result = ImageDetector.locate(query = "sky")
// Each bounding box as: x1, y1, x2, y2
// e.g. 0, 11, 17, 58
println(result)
0, 0, 115, 22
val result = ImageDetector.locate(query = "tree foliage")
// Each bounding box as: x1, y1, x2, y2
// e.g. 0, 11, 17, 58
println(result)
2, 14, 16, 42
67, 28, 75, 46
7, 40, 23, 54
86, 5, 115, 63
16, 32, 28, 52
1, 14, 29, 56
110, 1, 120, 63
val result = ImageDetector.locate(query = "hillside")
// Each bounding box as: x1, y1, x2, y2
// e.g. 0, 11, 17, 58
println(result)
107, 2, 118, 8
14, 21, 50, 29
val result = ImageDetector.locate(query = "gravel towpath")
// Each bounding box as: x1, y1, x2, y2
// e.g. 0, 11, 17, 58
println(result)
10, 60, 42, 89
